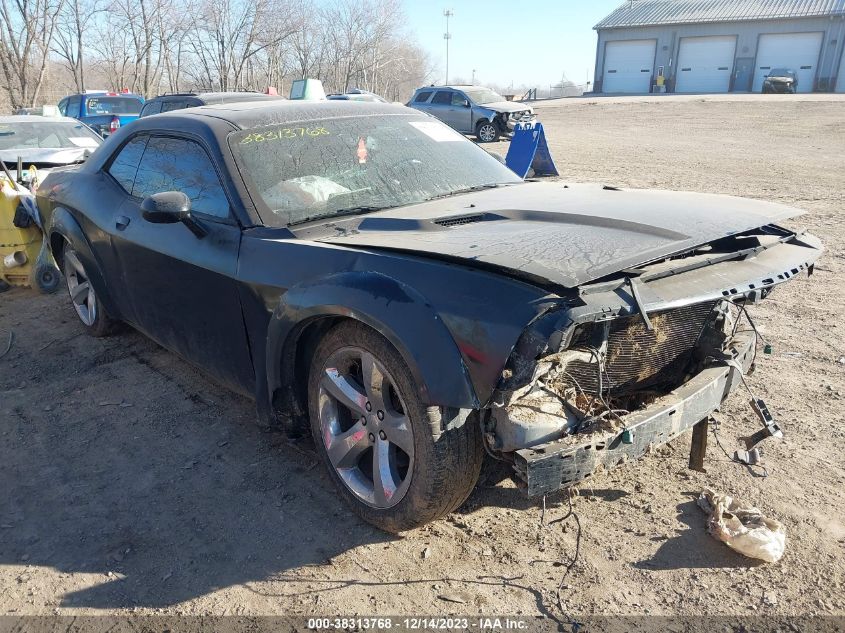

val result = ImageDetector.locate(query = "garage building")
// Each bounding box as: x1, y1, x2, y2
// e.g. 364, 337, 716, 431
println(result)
593, 0, 845, 94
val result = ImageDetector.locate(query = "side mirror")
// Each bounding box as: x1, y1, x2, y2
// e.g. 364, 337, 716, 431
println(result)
463, 100, 471, 108
141, 191, 191, 223
141, 191, 207, 238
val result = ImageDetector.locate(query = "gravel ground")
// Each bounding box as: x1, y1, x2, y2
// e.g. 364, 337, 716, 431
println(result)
1, 94, 844, 620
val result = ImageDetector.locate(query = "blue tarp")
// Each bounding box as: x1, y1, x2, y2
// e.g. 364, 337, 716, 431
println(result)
505, 122, 559, 179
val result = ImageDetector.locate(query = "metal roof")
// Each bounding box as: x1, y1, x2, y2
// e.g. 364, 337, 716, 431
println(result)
595, 0, 845, 29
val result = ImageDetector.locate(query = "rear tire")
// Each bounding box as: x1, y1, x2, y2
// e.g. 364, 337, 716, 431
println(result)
62, 246, 117, 337
308, 321, 483, 532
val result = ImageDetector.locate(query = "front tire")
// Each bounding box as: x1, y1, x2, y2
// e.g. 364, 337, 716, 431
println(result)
476, 120, 500, 143
62, 246, 117, 337
308, 321, 483, 532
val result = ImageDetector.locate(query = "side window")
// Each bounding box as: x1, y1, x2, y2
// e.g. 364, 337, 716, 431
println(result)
430, 91, 452, 105
450, 92, 467, 106
57, 99, 68, 116
414, 91, 432, 103
66, 96, 81, 117
107, 135, 148, 193
132, 136, 229, 219
160, 100, 186, 113
140, 101, 162, 117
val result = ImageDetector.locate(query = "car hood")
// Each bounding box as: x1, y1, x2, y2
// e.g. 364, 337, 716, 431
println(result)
0, 147, 93, 166
313, 182, 803, 288
477, 101, 533, 113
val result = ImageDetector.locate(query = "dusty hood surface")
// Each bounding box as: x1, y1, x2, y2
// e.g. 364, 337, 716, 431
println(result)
315, 182, 803, 288
480, 101, 532, 113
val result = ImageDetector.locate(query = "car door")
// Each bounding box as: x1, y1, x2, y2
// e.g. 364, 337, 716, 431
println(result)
109, 133, 254, 394
448, 90, 473, 133
429, 90, 462, 130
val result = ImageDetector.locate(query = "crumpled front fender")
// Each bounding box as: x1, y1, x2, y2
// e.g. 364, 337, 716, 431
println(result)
264, 270, 480, 426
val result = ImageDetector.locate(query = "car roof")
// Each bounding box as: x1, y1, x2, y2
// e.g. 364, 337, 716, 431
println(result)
418, 85, 480, 91
0, 115, 85, 124
71, 92, 143, 98
151, 91, 284, 103
159, 100, 416, 131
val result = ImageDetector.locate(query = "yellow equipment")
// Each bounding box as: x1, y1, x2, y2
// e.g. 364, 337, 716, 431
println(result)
0, 173, 49, 290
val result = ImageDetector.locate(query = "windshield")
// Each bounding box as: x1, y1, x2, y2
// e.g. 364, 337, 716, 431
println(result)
229, 114, 521, 226
0, 120, 102, 151
463, 88, 504, 105
84, 96, 143, 115
768, 69, 791, 77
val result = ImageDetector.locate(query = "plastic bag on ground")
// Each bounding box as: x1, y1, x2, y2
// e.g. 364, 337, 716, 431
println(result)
697, 488, 786, 563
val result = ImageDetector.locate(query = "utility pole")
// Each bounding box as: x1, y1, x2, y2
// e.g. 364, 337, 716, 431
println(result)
472, 68, 476, 84
443, 9, 453, 84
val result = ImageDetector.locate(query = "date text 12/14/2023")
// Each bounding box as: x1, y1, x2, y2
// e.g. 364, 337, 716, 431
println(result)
307, 617, 530, 630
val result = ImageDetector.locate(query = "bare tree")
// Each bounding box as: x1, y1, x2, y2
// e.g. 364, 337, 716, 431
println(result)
0, 0, 66, 108
187, 0, 299, 91
158, 0, 192, 92
53, 0, 104, 92
91, 15, 135, 91
2, 0, 432, 111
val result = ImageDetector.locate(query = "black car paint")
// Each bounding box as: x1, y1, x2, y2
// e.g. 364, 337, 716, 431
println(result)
39, 101, 819, 438
40, 104, 556, 428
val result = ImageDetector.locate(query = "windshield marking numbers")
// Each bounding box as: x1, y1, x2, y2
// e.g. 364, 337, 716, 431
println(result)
240, 127, 329, 144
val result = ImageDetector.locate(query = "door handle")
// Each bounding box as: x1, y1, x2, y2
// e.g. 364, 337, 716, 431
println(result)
115, 215, 130, 230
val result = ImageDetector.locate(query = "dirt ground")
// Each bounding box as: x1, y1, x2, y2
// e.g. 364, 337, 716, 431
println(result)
1, 94, 844, 621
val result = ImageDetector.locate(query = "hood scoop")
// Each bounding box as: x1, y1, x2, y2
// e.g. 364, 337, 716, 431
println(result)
433, 213, 487, 228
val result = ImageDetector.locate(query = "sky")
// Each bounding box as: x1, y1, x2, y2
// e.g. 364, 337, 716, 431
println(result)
401, 0, 624, 89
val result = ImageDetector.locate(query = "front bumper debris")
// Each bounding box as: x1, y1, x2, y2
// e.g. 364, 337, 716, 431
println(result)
513, 331, 756, 496
506, 115, 537, 132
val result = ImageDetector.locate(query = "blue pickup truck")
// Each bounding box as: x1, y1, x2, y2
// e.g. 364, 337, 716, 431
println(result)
57, 91, 145, 138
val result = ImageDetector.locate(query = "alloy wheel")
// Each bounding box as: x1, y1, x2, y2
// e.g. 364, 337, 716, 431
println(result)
479, 123, 497, 142
318, 347, 414, 509
64, 250, 97, 326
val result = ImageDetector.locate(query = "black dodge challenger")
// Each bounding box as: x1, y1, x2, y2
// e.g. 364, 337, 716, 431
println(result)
37, 101, 822, 532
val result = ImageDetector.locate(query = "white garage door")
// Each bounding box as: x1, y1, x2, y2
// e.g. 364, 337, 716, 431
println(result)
675, 35, 737, 93
753, 32, 823, 93
837, 49, 845, 93
603, 39, 656, 93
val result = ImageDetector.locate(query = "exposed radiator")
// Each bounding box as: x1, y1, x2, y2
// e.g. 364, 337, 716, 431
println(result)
565, 301, 717, 395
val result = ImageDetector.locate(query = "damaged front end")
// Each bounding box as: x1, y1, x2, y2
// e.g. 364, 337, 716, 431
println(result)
483, 225, 823, 495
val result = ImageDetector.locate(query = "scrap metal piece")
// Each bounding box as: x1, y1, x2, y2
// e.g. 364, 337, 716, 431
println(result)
688, 418, 709, 471
627, 277, 653, 331
743, 397, 783, 450
734, 447, 761, 466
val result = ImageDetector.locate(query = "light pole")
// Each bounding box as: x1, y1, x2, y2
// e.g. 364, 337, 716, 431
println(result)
472, 68, 476, 84
443, 9, 453, 84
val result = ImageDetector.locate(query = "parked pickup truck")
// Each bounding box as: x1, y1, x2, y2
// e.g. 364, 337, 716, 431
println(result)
58, 91, 144, 138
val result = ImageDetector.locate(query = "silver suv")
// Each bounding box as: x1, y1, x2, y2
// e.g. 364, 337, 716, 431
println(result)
408, 85, 535, 143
